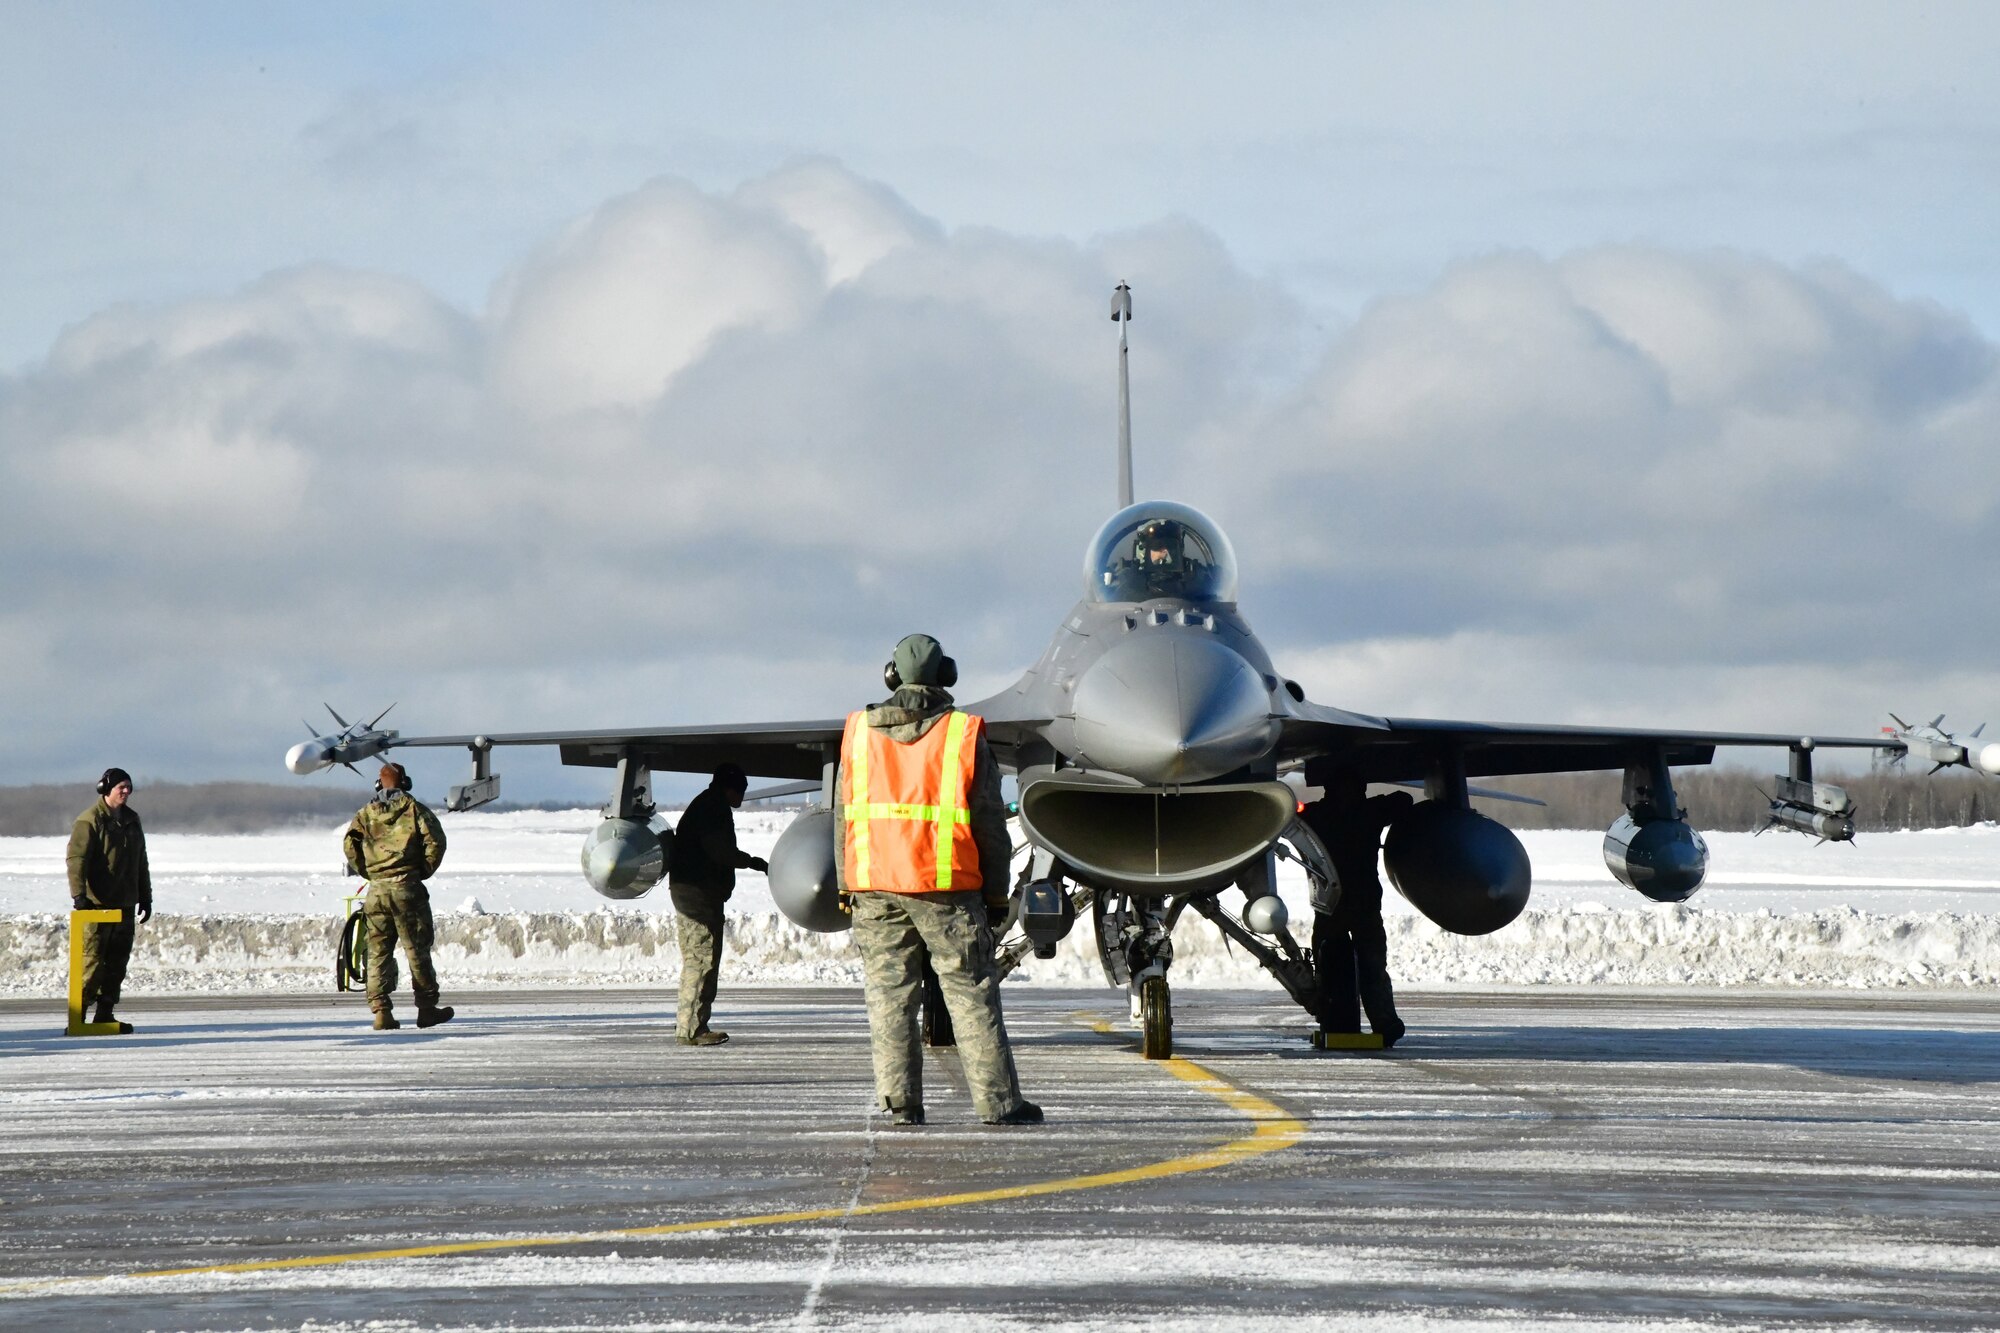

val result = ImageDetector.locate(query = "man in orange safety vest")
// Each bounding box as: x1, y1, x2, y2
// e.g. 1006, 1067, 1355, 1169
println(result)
835, 633, 1042, 1127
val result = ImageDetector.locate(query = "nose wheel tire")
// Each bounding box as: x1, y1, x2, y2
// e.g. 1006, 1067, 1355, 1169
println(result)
1139, 975, 1173, 1060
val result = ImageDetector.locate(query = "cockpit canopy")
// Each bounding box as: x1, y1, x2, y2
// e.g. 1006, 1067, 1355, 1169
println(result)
1085, 502, 1239, 604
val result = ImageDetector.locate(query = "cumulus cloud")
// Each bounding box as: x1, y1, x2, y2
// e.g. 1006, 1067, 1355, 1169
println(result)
2, 161, 1996, 798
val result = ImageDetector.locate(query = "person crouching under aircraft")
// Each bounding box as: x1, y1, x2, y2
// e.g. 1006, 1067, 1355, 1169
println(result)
1301, 762, 1412, 1048
667, 762, 767, 1047
345, 762, 454, 1031
835, 633, 1041, 1127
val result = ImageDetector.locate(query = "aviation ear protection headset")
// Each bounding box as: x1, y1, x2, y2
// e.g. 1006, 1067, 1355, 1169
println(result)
883, 637, 958, 691
375, 763, 413, 793
95, 768, 130, 796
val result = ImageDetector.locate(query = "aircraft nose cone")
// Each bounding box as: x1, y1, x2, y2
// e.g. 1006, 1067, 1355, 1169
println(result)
1070, 632, 1278, 784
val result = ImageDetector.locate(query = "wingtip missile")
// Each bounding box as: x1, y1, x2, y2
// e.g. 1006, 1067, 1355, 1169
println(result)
284, 705, 400, 776
1880, 713, 2000, 776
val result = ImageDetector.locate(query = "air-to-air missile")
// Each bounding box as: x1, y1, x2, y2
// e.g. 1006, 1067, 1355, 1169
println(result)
284, 704, 400, 776
1882, 713, 2000, 776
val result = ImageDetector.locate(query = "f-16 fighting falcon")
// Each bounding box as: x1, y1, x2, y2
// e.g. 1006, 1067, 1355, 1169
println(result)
285, 285, 1999, 1058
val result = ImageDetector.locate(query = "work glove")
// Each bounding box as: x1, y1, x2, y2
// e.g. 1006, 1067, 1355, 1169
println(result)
746, 856, 769, 874
71, 896, 87, 913
136, 902, 152, 925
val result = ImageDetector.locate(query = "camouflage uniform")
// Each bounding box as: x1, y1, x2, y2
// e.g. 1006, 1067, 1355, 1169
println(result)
668, 782, 758, 1041
343, 790, 448, 1014
836, 684, 1028, 1121
66, 799, 151, 1011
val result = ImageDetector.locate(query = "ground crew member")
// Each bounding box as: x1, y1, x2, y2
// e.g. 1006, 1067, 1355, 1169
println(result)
1301, 761, 1412, 1047
66, 767, 150, 1032
835, 633, 1041, 1127
668, 762, 767, 1047
344, 762, 453, 1031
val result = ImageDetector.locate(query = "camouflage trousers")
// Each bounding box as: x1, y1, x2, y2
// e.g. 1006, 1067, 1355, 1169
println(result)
670, 887, 725, 1039
364, 880, 440, 1010
79, 906, 136, 1009
850, 889, 1025, 1121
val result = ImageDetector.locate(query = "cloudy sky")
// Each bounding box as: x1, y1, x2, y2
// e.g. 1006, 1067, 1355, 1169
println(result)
4, 2, 1999, 803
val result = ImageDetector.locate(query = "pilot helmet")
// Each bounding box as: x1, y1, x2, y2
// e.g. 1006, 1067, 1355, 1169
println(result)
1136, 519, 1182, 567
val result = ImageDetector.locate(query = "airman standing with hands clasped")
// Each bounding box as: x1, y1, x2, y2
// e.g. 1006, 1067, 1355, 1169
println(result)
346, 762, 454, 1032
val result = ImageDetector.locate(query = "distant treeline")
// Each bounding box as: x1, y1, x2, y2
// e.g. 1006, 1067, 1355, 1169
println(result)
0, 781, 373, 836
1468, 767, 1998, 833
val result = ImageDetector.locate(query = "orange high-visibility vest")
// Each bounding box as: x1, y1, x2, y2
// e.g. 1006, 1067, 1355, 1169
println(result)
842, 708, 984, 894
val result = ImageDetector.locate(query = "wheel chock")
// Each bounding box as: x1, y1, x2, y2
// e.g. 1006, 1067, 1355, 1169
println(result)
1311, 1030, 1386, 1051
66, 908, 129, 1037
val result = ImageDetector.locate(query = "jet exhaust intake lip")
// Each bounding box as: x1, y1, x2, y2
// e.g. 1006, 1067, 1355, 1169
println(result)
1016, 770, 1296, 893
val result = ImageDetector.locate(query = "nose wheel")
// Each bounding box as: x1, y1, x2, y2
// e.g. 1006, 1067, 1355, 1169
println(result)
1137, 974, 1173, 1060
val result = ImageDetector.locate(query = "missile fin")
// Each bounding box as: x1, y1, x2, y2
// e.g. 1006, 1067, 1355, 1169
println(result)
325, 703, 351, 730
1888, 712, 1910, 731
366, 702, 397, 730
1930, 713, 1947, 729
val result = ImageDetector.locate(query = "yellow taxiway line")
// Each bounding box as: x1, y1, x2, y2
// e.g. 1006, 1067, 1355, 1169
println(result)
1, 1021, 1305, 1297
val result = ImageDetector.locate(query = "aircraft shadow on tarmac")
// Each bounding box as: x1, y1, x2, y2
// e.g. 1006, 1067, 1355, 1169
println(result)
1248, 1023, 2000, 1086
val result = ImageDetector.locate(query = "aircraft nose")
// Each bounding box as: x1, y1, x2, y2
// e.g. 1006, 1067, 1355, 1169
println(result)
1070, 631, 1279, 784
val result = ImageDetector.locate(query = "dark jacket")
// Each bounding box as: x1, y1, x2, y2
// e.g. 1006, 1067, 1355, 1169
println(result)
670, 783, 755, 902
1302, 789, 1413, 924
67, 799, 151, 908
832, 685, 1012, 905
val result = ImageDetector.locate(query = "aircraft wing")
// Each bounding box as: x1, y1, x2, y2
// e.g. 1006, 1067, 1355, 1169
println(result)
1278, 710, 1897, 784
390, 719, 851, 782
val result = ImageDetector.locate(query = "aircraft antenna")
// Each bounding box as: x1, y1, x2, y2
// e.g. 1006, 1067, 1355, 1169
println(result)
1112, 282, 1134, 508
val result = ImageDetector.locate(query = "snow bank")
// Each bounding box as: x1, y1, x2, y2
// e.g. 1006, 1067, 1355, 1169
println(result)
5, 904, 1995, 996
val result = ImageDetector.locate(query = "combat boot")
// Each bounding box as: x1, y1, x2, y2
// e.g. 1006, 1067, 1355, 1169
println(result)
984, 1100, 1044, 1126
372, 1006, 401, 1031
887, 1105, 925, 1127
677, 1028, 729, 1046
90, 1002, 134, 1034
415, 1005, 456, 1029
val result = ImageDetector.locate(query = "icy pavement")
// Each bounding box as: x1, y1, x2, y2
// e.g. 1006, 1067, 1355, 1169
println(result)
1, 988, 1997, 1331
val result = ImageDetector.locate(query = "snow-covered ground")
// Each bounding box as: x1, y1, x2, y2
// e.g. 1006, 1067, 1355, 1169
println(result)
5, 809, 1998, 993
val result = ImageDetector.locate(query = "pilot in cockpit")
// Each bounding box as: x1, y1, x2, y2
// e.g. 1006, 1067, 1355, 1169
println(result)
1134, 520, 1185, 593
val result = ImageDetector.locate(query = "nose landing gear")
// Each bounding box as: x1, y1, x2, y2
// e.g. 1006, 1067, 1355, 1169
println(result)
1097, 890, 1179, 1059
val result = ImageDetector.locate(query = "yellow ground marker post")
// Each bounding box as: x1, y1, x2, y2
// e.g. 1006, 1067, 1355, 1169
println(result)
65, 908, 127, 1037
1311, 1030, 1385, 1051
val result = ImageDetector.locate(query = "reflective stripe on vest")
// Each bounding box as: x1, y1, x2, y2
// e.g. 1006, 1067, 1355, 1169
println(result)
842, 708, 982, 894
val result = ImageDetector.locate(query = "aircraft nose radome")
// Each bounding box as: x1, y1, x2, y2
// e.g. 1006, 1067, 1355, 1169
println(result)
1070, 632, 1278, 784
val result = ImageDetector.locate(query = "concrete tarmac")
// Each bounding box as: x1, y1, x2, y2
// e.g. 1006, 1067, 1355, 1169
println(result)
2, 986, 1997, 1331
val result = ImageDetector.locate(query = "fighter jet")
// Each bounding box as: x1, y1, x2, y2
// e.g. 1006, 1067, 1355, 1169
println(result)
288, 285, 1925, 1058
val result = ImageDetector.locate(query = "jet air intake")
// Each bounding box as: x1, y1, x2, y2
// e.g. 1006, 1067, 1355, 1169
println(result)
1016, 770, 1296, 894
